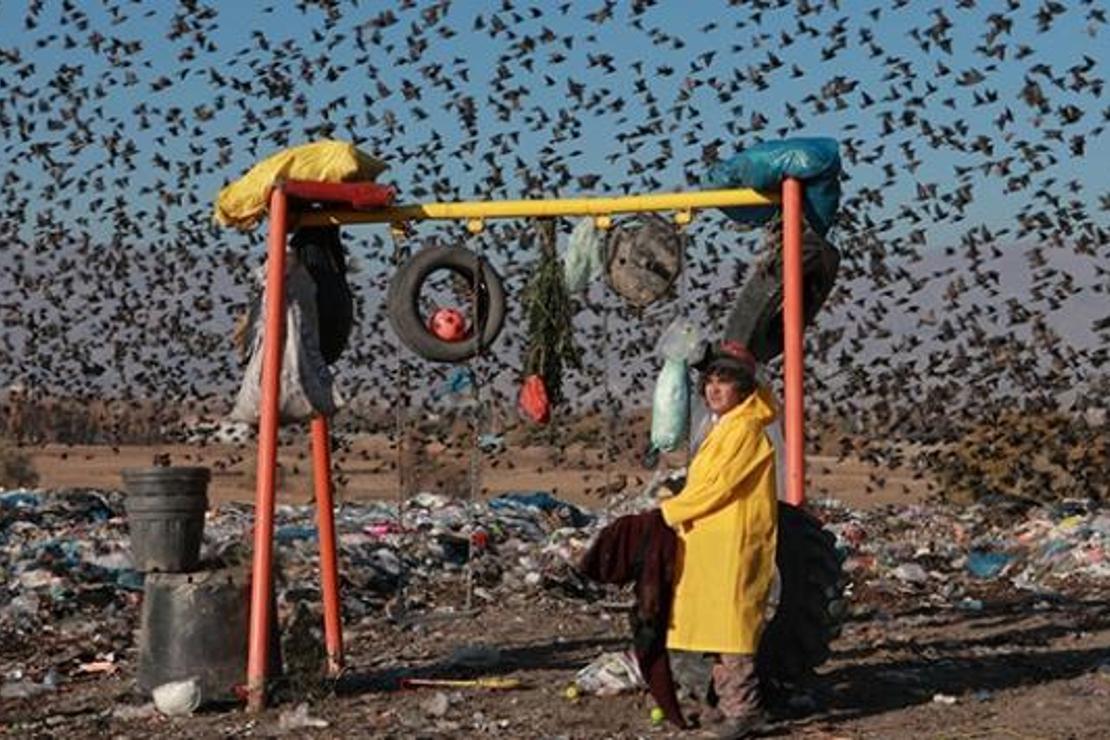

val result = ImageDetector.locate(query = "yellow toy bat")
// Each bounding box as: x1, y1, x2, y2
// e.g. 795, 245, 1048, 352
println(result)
400, 677, 522, 690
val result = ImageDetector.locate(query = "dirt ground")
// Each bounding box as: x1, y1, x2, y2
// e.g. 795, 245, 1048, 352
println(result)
25, 438, 934, 510
2, 579, 1108, 738
4, 443, 1108, 738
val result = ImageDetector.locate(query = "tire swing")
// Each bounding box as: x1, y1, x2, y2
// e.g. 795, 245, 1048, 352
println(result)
723, 228, 841, 364
386, 244, 507, 363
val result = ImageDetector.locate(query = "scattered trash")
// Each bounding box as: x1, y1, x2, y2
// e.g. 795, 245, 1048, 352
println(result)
892, 563, 929, 585
574, 651, 645, 696
818, 497, 1109, 597
152, 677, 202, 717
278, 702, 330, 730
932, 693, 957, 705
76, 659, 119, 676
2, 485, 1108, 735
0, 677, 56, 699
956, 598, 984, 612
112, 703, 158, 721
967, 550, 1013, 579
421, 691, 450, 718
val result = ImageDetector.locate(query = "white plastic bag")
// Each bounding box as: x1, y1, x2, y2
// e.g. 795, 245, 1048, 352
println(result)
574, 650, 645, 696
229, 250, 342, 424
655, 317, 703, 362
563, 217, 605, 292
650, 358, 689, 453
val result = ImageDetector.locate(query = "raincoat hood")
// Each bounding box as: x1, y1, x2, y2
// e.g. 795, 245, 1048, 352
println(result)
721, 384, 778, 428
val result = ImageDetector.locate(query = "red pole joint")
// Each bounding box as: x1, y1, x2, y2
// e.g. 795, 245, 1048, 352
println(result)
781, 178, 806, 507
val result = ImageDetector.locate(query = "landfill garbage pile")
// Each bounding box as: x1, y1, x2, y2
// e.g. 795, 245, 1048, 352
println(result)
814, 496, 1110, 608
1, 489, 142, 635
3, 487, 1108, 661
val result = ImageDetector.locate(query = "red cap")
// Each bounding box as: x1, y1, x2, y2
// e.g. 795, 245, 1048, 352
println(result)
711, 340, 757, 377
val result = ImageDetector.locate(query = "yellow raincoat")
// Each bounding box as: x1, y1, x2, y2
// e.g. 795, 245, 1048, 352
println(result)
661, 385, 778, 654
214, 140, 388, 230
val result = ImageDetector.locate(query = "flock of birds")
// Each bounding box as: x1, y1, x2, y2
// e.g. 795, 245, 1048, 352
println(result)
0, 0, 1105, 501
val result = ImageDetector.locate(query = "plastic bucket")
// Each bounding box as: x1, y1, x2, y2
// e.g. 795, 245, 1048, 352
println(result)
122, 466, 211, 497
122, 467, 210, 573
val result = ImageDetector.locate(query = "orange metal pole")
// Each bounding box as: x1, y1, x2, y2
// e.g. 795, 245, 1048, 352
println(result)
247, 186, 288, 711
782, 178, 806, 507
311, 414, 344, 676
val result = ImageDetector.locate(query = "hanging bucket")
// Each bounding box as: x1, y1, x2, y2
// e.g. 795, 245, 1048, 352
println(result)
122, 467, 210, 573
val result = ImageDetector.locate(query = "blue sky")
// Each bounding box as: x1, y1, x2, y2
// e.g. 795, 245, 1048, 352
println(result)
2, 0, 1104, 246
0, 1, 1105, 409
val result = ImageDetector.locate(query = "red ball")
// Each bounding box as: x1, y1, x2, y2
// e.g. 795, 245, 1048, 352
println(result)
428, 308, 468, 342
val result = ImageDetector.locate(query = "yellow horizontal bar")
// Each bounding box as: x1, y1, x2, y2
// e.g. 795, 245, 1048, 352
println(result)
295, 188, 778, 226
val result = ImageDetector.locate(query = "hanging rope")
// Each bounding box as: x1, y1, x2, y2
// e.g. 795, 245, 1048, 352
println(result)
389, 225, 411, 618
676, 220, 692, 471
462, 225, 488, 612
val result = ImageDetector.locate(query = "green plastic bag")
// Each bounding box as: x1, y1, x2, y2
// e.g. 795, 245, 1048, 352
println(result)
650, 358, 689, 453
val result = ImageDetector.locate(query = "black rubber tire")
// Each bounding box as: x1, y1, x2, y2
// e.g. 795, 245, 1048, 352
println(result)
386, 245, 507, 363
757, 502, 847, 684
723, 233, 840, 364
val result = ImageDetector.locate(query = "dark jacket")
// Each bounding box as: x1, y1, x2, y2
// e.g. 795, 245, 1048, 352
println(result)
578, 509, 686, 729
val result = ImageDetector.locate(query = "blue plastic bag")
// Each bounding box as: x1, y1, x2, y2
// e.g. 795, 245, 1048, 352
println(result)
650, 358, 689, 453
705, 137, 841, 236
430, 367, 478, 410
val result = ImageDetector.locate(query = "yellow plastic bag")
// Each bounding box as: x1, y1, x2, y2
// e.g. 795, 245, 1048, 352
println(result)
214, 140, 387, 230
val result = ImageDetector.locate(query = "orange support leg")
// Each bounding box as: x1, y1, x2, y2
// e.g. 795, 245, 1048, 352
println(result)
247, 186, 288, 712
782, 178, 806, 507
311, 414, 344, 676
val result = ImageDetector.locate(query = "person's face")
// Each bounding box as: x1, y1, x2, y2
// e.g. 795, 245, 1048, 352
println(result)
704, 372, 744, 415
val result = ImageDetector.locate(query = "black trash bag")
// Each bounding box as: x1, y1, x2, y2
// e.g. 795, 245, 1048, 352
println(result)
291, 226, 354, 366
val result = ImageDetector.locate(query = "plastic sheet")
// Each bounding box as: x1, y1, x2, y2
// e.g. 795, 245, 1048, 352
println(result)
655, 317, 703, 363
563, 217, 605, 292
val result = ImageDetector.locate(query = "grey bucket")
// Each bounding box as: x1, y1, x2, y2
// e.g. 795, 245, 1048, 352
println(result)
137, 568, 282, 702
122, 466, 211, 497
122, 467, 210, 573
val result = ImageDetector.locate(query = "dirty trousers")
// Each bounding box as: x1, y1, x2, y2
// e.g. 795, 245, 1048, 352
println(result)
711, 653, 760, 718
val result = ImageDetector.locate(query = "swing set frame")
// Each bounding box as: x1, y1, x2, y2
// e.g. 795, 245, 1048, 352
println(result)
245, 180, 808, 711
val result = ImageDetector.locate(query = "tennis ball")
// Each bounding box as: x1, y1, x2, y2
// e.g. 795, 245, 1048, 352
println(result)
650, 706, 665, 725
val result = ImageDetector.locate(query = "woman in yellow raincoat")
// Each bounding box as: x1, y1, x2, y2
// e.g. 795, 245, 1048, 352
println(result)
660, 339, 777, 737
